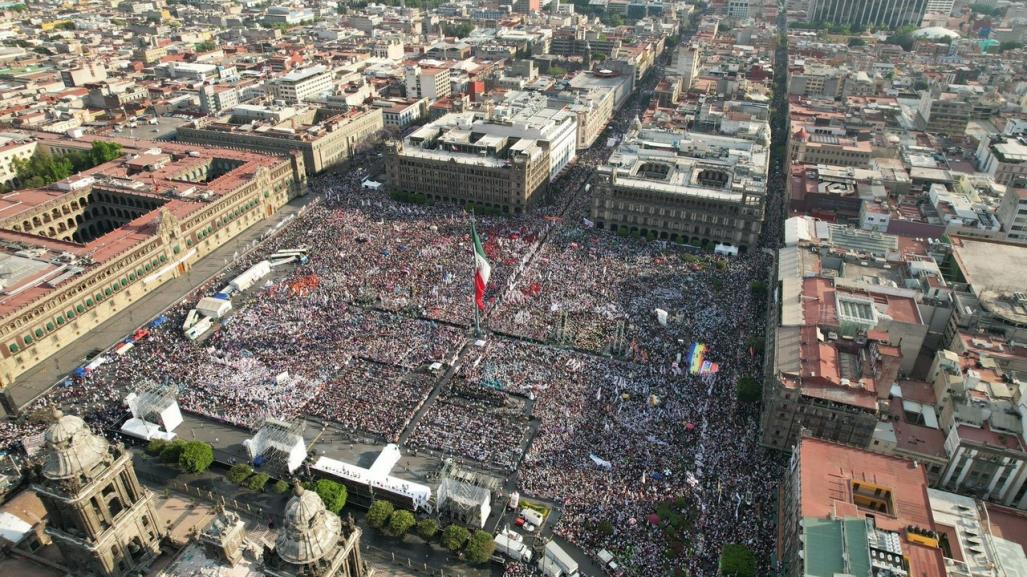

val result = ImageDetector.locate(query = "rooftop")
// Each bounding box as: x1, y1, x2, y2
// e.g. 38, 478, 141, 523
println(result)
797, 437, 944, 577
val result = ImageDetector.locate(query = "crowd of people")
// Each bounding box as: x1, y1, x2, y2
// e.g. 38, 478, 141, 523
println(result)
0, 56, 787, 577
307, 360, 435, 442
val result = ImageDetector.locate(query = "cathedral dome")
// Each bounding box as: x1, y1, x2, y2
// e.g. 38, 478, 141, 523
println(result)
275, 485, 341, 565
42, 411, 111, 482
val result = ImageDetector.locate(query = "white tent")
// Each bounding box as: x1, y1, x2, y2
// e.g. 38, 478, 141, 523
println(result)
312, 443, 432, 511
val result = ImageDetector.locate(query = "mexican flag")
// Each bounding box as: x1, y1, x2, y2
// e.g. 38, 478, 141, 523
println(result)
472, 222, 491, 311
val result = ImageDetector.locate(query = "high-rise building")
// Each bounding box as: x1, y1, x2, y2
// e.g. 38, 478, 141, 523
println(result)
32, 410, 165, 577
806, 0, 928, 29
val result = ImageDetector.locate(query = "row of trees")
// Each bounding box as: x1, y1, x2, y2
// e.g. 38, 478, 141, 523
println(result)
366, 500, 495, 563
146, 439, 214, 474
6, 141, 123, 192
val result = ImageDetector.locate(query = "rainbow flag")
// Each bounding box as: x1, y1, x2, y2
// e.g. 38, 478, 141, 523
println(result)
688, 343, 707, 375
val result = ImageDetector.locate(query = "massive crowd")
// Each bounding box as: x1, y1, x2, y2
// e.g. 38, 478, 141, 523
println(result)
0, 60, 785, 577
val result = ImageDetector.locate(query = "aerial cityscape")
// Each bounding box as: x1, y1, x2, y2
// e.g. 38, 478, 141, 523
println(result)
0, 0, 1025, 577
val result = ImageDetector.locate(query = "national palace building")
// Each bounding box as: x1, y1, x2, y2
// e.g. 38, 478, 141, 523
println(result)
0, 132, 306, 393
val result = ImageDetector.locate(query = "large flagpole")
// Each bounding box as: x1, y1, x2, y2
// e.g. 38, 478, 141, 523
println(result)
471, 210, 482, 338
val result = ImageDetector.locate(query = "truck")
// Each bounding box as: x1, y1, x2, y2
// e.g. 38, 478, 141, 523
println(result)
538, 541, 578, 577
494, 530, 532, 563
229, 260, 271, 292
519, 507, 544, 531
597, 550, 622, 575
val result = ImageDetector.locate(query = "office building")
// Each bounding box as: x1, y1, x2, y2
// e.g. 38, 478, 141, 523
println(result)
806, 0, 929, 29
271, 65, 334, 105
178, 106, 384, 176
384, 112, 551, 214
591, 127, 768, 251
976, 135, 1027, 187
997, 186, 1027, 242
404, 65, 451, 103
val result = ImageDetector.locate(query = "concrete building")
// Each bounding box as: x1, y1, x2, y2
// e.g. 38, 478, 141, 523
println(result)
0, 134, 37, 188
272, 65, 334, 105
198, 84, 239, 115
917, 90, 972, 137
591, 126, 768, 251
806, 0, 929, 29
374, 98, 428, 130
32, 410, 165, 576
788, 63, 848, 100
946, 236, 1027, 344
61, 63, 107, 87
177, 106, 383, 176
977, 135, 1027, 188
385, 112, 551, 214
779, 436, 945, 577
927, 348, 1027, 510
493, 91, 578, 179
0, 135, 305, 397
404, 65, 451, 103
997, 186, 1027, 243
789, 125, 873, 168
675, 44, 701, 91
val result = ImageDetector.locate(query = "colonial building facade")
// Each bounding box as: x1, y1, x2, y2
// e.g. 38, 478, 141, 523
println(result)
0, 133, 306, 399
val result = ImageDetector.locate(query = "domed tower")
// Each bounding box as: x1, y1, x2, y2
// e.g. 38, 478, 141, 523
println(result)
32, 410, 164, 577
263, 484, 367, 577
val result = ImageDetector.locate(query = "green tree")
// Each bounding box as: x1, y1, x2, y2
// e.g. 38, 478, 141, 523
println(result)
245, 472, 270, 492
387, 510, 416, 537
367, 500, 394, 529
998, 41, 1024, 53
272, 480, 290, 494
736, 377, 761, 403
194, 40, 217, 52
884, 26, 917, 51
464, 530, 496, 564
720, 544, 757, 577
847, 37, 866, 47
441, 22, 474, 38
313, 479, 348, 514
416, 519, 438, 541
441, 525, 470, 552
145, 439, 168, 456
159, 440, 187, 464
227, 464, 253, 484
178, 441, 214, 473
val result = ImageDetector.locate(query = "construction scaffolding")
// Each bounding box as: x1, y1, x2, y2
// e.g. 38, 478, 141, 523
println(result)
437, 477, 492, 529
243, 418, 307, 477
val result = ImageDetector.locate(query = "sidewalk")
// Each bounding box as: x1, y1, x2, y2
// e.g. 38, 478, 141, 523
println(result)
2, 193, 317, 414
